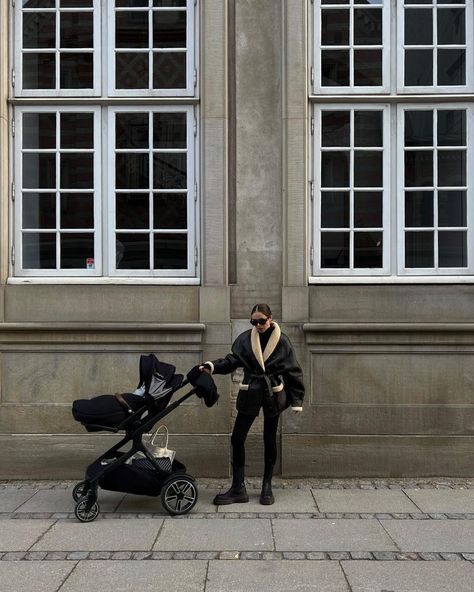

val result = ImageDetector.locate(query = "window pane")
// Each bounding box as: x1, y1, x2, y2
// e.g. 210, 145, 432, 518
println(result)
116, 11, 149, 48
354, 50, 382, 86
23, 154, 56, 188
116, 113, 149, 149
22, 193, 56, 229
354, 111, 382, 147
116, 53, 149, 89
22, 232, 56, 269
60, 113, 93, 149
438, 191, 466, 227
321, 192, 349, 228
321, 232, 349, 268
405, 151, 433, 187
60, 233, 94, 268
60, 11, 93, 48
153, 11, 186, 48
437, 49, 465, 86
437, 8, 465, 44
405, 111, 433, 147
439, 231, 467, 267
154, 193, 187, 229
23, 1, 55, 7
116, 233, 150, 269
116, 154, 150, 189
60, 53, 93, 88
116, 193, 150, 229
438, 150, 466, 187
405, 50, 433, 86
60, 193, 94, 229
153, 0, 187, 6
321, 10, 349, 45
60, 0, 94, 6
322, 0, 349, 3
354, 9, 382, 45
116, 0, 148, 6
321, 152, 349, 187
405, 191, 433, 227
321, 50, 349, 86
153, 113, 187, 148
23, 12, 55, 48
23, 113, 56, 149
354, 232, 383, 268
321, 111, 350, 147
153, 153, 187, 189
154, 233, 187, 269
405, 231, 434, 267
405, 9, 432, 44
61, 154, 94, 189
354, 151, 383, 187
23, 53, 55, 89
354, 192, 382, 228
438, 111, 465, 146
153, 52, 186, 88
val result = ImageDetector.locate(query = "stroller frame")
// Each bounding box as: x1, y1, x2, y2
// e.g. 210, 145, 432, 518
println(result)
73, 378, 198, 522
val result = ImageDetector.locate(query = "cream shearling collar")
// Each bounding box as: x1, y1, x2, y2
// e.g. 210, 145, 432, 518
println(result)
250, 321, 281, 371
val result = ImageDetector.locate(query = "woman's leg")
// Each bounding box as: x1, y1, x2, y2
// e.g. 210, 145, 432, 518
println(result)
260, 414, 280, 505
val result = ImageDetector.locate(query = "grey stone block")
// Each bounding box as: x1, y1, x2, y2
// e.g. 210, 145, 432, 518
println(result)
0, 519, 53, 552
0, 490, 37, 513
381, 520, 474, 552
403, 489, 474, 514
0, 561, 74, 592
117, 489, 216, 514
15, 488, 124, 514
216, 489, 316, 513
312, 490, 419, 514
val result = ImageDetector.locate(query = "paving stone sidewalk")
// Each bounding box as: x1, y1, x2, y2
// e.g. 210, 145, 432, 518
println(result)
1, 479, 474, 591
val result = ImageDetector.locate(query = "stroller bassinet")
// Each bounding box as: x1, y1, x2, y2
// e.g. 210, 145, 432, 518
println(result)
71, 354, 218, 522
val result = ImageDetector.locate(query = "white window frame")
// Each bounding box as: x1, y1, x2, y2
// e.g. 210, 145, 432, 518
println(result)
397, 0, 474, 94
108, 0, 197, 98
13, 105, 102, 277
107, 105, 198, 278
312, 0, 390, 94
396, 103, 474, 275
14, 0, 101, 97
312, 104, 391, 277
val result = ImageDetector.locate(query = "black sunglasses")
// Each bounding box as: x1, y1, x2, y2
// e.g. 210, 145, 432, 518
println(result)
250, 318, 269, 326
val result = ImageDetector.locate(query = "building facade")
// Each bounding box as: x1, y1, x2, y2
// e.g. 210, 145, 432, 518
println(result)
1, 0, 474, 478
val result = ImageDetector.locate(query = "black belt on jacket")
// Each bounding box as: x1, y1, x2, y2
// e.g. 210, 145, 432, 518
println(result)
247, 373, 274, 398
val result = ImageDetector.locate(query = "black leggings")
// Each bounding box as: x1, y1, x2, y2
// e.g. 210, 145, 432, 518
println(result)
231, 412, 279, 467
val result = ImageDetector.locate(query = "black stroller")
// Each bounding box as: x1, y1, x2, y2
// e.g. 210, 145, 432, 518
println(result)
71, 354, 218, 522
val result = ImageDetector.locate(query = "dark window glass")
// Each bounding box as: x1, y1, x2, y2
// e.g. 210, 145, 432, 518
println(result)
116, 154, 150, 189
60, 11, 93, 48
405, 111, 433, 147
354, 192, 382, 228
116, 113, 149, 149
321, 192, 349, 228
321, 111, 350, 147
116, 11, 149, 48
22, 232, 56, 269
321, 10, 349, 45
405, 50, 433, 85
438, 191, 466, 227
116, 0, 148, 6
354, 232, 383, 268
153, 113, 187, 148
116, 52, 149, 89
405, 231, 434, 267
60, 53, 93, 88
437, 49, 465, 86
321, 151, 350, 187
153, 11, 186, 48
354, 50, 382, 86
321, 50, 350, 86
116, 233, 150, 269
438, 110, 466, 146
23, 113, 56, 149
60, 0, 94, 6
354, 9, 382, 45
23, 53, 55, 89
23, 1, 55, 7
437, 8, 465, 44
60, 154, 94, 189
321, 232, 349, 268
153, 153, 187, 189
405, 191, 434, 227
439, 231, 467, 267
154, 233, 187, 269
23, 153, 56, 189
22, 193, 56, 229
321, 0, 349, 3
23, 12, 55, 48
438, 150, 466, 187
154, 193, 187, 229
60, 113, 93, 149
405, 151, 434, 187
153, 0, 187, 6
116, 193, 150, 229
153, 52, 186, 88
60, 233, 94, 268
60, 193, 94, 229
354, 111, 382, 147
354, 151, 383, 187
405, 9, 432, 44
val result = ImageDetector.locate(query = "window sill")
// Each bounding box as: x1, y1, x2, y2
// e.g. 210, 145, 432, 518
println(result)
309, 276, 474, 285
7, 277, 201, 286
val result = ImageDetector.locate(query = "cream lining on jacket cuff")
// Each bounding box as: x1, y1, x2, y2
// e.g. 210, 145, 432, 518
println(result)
291, 406, 303, 411
199, 361, 214, 374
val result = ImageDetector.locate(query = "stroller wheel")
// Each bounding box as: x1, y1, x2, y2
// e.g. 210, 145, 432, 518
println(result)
74, 496, 100, 523
72, 480, 88, 502
161, 475, 198, 516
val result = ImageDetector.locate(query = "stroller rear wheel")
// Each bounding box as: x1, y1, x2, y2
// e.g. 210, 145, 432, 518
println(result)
74, 496, 100, 522
161, 475, 198, 516
72, 480, 88, 502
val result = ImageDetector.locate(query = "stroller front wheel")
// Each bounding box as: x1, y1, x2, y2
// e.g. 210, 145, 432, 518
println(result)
72, 480, 88, 502
74, 496, 100, 522
161, 475, 198, 516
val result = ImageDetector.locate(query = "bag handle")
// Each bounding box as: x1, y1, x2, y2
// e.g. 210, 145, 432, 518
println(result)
151, 424, 168, 449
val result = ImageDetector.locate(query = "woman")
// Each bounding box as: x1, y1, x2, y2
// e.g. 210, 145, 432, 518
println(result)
200, 303, 304, 505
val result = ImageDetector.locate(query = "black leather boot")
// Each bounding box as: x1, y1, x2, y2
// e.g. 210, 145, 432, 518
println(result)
213, 465, 249, 505
260, 463, 275, 505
